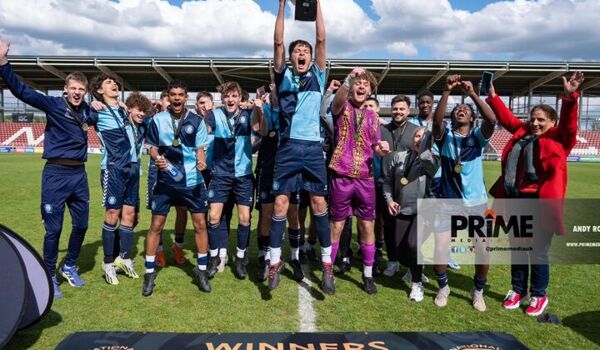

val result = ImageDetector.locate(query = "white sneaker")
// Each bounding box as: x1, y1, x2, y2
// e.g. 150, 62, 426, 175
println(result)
434, 285, 450, 307
102, 262, 119, 285
471, 288, 487, 312
383, 261, 400, 277
114, 256, 139, 279
217, 254, 229, 273
410, 282, 424, 302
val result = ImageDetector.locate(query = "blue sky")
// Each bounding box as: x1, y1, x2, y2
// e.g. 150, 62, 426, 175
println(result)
2, 0, 598, 61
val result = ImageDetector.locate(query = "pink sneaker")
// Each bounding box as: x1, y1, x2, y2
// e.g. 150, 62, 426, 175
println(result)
503, 290, 526, 310
526, 295, 548, 316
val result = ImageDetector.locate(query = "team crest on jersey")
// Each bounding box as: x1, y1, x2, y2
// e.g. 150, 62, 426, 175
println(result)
108, 196, 116, 205
466, 137, 475, 147
151, 201, 156, 210
272, 181, 280, 191
43, 203, 53, 214
185, 125, 194, 135
260, 192, 266, 200
208, 190, 215, 198
240, 116, 247, 124
306, 72, 312, 78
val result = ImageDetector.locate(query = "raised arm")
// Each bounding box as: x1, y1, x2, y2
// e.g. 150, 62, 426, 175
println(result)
559, 71, 584, 151
269, 83, 279, 109
251, 97, 267, 136
314, 0, 326, 70
320, 79, 338, 118
273, 0, 286, 73
0, 39, 52, 112
331, 68, 363, 116
485, 82, 524, 134
433, 74, 461, 140
460, 80, 496, 139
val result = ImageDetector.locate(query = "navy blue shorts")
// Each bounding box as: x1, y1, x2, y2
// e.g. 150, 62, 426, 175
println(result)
101, 164, 139, 210
201, 169, 212, 187
272, 139, 328, 197
151, 183, 209, 215
146, 161, 158, 210
207, 174, 254, 207
256, 161, 276, 206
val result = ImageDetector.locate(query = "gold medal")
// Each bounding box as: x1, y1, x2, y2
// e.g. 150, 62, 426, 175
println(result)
172, 139, 180, 147
454, 163, 463, 174
82, 123, 89, 132
269, 131, 276, 137
400, 177, 409, 185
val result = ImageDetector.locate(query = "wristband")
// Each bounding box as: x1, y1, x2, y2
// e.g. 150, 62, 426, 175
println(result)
343, 75, 354, 89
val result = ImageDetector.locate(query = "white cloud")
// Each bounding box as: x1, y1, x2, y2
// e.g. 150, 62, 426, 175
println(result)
0, 0, 598, 61
386, 41, 418, 56
371, 0, 600, 60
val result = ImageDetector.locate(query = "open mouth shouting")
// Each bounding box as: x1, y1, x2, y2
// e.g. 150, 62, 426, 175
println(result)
296, 56, 309, 73
70, 94, 82, 105
225, 101, 237, 113
353, 89, 368, 103
171, 101, 184, 113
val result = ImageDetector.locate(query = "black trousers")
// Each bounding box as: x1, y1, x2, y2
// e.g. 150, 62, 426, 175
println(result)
394, 214, 422, 283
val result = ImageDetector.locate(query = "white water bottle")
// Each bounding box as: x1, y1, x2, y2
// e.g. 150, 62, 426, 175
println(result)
157, 155, 183, 182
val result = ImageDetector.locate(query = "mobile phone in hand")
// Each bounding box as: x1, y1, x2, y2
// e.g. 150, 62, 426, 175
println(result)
479, 71, 494, 96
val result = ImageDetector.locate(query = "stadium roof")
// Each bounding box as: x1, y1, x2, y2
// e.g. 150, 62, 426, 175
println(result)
2, 56, 600, 97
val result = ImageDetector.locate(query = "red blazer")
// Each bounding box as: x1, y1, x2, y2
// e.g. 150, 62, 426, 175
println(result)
487, 93, 579, 199
487, 93, 579, 235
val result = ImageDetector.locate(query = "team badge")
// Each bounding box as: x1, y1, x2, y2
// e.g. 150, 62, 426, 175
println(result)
272, 181, 280, 191
240, 116, 247, 124
43, 203, 53, 214
208, 190, 215, 198
466, 137, 475, 147
260, 192, 266, 200
185, 125, 194, 134
151, 201, 156, 210
108, 196, 116, 205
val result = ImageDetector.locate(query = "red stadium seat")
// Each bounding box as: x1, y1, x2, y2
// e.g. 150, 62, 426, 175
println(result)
490, 129, 600, 157
0, 123, 102, 149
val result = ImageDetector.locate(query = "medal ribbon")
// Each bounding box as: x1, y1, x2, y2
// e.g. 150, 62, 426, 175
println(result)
62, 94, 88, 129
452, 131, 465, 168
170, 109, 189, 145
223, 107, 240, 138
352, 107, 365, 141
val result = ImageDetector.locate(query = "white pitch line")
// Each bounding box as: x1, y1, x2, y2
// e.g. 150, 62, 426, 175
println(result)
298, 264, 317, 332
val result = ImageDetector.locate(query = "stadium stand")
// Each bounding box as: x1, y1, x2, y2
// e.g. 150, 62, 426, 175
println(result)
0, 123, 102, 148
2, 122, 598, 159
489, 129, 600, 158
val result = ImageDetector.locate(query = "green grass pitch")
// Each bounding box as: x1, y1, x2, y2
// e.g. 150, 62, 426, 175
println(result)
1, 154, 599, 349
